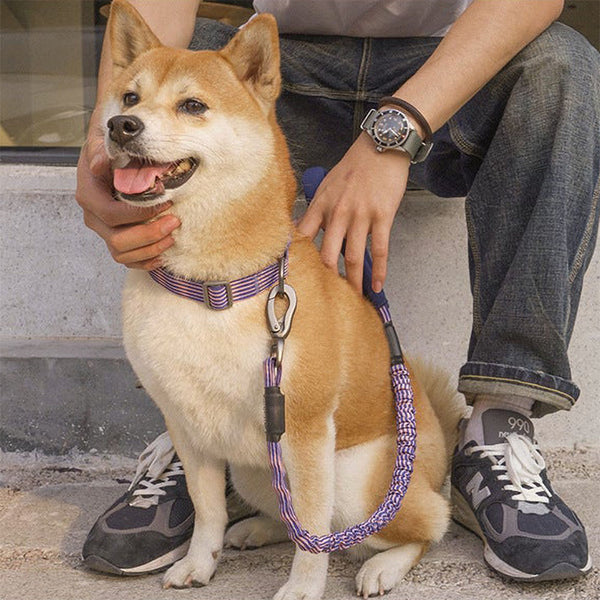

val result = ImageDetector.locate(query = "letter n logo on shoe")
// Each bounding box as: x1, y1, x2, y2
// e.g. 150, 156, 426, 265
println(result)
465, 472, 490, 509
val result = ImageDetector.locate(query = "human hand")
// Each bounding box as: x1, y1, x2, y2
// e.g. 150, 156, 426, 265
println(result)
75, 118, 180, 270
297, 133, 410, 294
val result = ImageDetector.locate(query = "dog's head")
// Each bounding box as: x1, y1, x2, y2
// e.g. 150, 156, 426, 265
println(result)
103, 0, 283, 208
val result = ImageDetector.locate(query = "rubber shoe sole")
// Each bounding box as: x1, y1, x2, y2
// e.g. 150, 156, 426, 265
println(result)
82, 538, 191, 576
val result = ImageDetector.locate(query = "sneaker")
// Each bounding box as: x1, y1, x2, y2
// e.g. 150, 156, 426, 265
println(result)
451, 410, 592, 581
82, 432, 194, 575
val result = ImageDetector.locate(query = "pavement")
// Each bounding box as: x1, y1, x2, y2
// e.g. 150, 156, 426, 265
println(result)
1, 447, 599, 600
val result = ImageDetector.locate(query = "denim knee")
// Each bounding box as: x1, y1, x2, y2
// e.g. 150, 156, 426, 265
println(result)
515, 22, 600, 116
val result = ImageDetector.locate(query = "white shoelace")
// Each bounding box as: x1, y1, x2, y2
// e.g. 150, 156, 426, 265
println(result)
129, 460, 185, 508
127, 432, 182, 508
467, 433, 551, 503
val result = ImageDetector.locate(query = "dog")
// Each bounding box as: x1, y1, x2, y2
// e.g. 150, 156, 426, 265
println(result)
103, 2, 465, 598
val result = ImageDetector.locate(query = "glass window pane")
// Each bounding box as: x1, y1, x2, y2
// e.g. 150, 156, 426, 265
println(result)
0, 0, 102, 149
0, 0, 596, 165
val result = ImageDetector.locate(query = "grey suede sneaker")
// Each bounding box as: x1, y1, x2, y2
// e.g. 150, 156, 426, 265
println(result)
451, 410, 592, 581
82, 433, 194, 575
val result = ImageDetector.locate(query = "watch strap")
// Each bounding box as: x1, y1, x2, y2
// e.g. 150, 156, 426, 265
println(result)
360, 108, 377, 131
404, 129, 430, 162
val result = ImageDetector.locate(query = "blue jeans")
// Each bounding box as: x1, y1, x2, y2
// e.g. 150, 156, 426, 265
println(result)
191, 21, 600, 417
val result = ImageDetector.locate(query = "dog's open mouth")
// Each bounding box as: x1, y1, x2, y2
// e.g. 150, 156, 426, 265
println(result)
113, 157, 198, 201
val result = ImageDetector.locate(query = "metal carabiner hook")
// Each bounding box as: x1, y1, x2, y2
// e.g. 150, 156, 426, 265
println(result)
271, 337, 285, 372
267, 282, 297, 339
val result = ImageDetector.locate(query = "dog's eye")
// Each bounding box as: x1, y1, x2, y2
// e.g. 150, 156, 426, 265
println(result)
180, 99, 207, 115
123, 92, 139, 107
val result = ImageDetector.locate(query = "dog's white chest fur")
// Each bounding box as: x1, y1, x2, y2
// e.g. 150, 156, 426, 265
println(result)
122, 270, 273, 467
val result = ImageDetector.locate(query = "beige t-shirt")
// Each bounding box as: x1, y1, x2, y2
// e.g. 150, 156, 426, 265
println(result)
253, 0, 473, 37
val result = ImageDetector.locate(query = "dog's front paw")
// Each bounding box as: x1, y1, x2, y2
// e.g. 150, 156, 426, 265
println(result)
225, 516, 288, 550
162, 552, 219, 589
273, 578, 325, 600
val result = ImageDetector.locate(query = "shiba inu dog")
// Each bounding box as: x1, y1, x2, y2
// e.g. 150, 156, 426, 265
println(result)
103, 1, 465, 598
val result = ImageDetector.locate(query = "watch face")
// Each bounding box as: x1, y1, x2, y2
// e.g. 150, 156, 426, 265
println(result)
372, 110, 409, 148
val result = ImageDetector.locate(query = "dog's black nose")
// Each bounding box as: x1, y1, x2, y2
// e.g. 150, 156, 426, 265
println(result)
107, 115, 145, 147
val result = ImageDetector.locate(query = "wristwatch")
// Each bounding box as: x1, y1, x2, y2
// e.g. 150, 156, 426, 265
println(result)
360, 107, 433, 163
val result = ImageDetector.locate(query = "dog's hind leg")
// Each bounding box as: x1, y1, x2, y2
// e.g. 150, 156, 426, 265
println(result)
355, 542, 427, 598
226, 464, 289, 549
225, 515, 289, 549
354, 474, 450, 598
162, 421, 227, 589
229, 463, 281, 517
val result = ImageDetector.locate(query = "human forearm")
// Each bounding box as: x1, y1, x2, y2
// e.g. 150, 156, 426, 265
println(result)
300, 0, 565, 294
390, 0, 564, 131
93, 0, 201, 115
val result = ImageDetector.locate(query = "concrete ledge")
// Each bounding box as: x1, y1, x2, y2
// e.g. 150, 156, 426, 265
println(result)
1, 164, 598, 454
0, 340, 163, 455
0, 338, 125, 359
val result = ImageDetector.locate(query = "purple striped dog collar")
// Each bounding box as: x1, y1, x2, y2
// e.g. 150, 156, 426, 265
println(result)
149, 252, 288, 310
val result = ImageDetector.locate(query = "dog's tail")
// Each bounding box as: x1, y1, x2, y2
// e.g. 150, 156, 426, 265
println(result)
408, 357, 468, 457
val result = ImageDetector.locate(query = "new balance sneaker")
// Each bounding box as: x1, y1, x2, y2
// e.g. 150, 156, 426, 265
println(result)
451, 410, 592, 581
82, 432, 194, 575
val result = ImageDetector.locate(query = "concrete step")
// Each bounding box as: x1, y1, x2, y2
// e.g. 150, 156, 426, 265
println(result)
0, 448, 598, 600
1, 164, 599, 454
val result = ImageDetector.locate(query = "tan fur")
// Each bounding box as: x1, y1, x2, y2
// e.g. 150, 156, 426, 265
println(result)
106, 2, 466, 598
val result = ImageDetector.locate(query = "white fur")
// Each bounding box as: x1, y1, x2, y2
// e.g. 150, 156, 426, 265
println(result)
333, 436, 393, 526
162, 454, 226, 589
225, 516, 288, 549
409, 358, 468, 454
274, 552, 328, 600
123, 271, 335, 597
332, 436, 397, 554
123, 272, 281, 590
123, 270, 272, 467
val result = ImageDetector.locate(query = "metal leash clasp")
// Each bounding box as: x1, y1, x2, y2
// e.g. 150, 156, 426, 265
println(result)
266, 255, 297, 371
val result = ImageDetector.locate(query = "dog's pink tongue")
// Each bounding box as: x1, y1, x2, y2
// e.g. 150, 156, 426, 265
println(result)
113, 160, 171, 194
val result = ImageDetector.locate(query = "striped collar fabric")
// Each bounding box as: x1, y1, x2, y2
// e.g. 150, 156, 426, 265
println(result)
148, 252, 288, 311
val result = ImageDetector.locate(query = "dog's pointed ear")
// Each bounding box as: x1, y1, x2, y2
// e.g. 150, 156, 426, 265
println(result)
108, 0, 161, 74
220, 14, 281, 113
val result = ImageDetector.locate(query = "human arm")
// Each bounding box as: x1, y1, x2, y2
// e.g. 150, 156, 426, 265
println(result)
297, 0, 565, 293
76, 0, 200, 269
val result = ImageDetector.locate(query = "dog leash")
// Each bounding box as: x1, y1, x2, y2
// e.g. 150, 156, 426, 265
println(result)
262, 167, 417, 553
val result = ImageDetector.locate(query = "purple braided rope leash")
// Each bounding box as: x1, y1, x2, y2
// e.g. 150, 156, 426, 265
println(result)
263, 303, 417, 554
